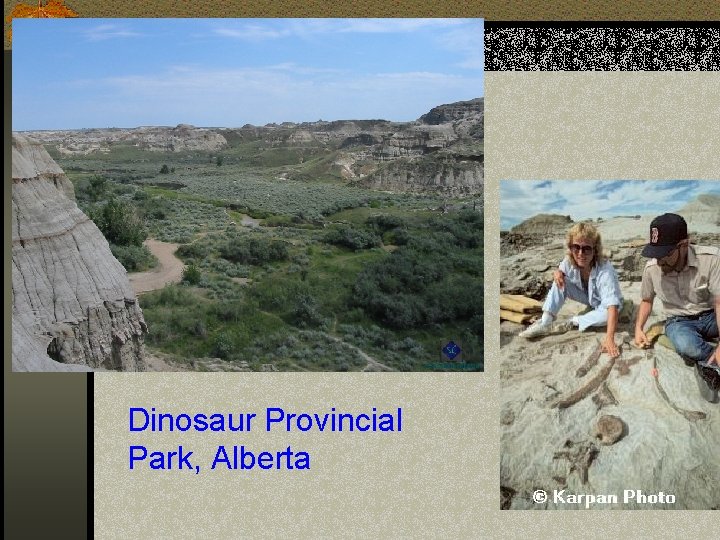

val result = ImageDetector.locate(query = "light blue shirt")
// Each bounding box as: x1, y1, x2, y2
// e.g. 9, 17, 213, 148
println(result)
558, 257, 623, 309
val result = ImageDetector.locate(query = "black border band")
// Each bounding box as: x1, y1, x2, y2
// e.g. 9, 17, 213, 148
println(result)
485, 24, 720, 70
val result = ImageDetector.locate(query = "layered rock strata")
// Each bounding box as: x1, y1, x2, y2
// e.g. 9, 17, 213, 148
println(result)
26, 124, 227, 155
12, 134, 147, 371
27, 98, 484, 197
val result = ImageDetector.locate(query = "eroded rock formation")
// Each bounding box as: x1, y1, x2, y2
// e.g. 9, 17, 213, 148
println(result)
26, 99, 484, 197
355, 99, 483, 195
25, 124, 227, 155
12, 134, 147, 371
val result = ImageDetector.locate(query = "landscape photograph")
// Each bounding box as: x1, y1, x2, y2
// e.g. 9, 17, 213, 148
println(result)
499, 180, 720, 509
11, 18, 484, 372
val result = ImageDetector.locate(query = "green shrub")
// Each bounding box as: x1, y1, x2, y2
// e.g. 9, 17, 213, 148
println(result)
323, 225, 380, 251
91, 198, 147, 247
383, 228, 411, 246
211, 332, 233, 359
142, 198, 171, 220
177, 241, 210, 261
182, 264, 202, 285
190, 320, 208, 338
210, 301, 248, 323
110, 243, 157, 271
352, 222, 482, 329
292, 294, 324, 328
262, 214, 296, 227
141, 284, 197, 308
366, 214, 405, 232
219, 237, 289, 266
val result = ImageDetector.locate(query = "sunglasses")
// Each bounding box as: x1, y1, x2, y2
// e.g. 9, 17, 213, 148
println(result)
569, 244, 594, 255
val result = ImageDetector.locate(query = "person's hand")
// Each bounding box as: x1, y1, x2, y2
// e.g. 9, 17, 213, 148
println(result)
553, 269, 565, 289
709, 346, 720, 367
634, 328, 650, 349
602, 335, 620, 358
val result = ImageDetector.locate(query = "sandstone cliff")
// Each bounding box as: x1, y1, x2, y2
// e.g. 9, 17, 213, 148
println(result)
360, 153, 482, 196
12, 134, 147, 371
355, 99, 483, 196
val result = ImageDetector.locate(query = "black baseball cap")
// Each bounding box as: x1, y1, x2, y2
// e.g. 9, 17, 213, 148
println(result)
641, 213, 688, 259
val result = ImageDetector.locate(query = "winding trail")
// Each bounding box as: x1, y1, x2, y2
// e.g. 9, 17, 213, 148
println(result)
128, 239, 184, 295
131, 239, 393, 372
324, 333, 395, 372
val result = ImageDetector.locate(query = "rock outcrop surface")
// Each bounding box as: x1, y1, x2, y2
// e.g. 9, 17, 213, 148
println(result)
501, 315, 720, 509
420, 98, 484, 127
12, 134, 147, 371
355, 99, 483, 195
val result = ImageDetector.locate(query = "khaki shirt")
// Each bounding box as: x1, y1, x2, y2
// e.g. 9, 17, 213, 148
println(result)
641, 244, 720, 317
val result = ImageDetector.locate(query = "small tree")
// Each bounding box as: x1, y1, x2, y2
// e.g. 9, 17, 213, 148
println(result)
292, 294, 324, 328
160, 164, 170, 174
91, 198, 146, 247
182, 264, 201, 285
216, 156, 223, 167
211, 332, 233, 359
88, 175, 107, 201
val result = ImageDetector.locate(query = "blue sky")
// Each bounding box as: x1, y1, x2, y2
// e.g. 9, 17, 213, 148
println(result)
500, 180, 720, 230
12, 18, 483, 131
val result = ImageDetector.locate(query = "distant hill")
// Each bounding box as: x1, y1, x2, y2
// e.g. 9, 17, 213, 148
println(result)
18, 98, 484, 197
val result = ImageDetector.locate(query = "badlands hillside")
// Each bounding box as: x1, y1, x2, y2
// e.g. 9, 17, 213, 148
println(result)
500, 195, 720, 509
27, 98, 483, 197
12, 135, 147, 371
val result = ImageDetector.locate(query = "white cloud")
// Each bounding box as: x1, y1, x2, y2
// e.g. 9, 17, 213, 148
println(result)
436, 25, 484, 70
208, 19, 483, 71
213, 25, 288, 41
500, 180, 720, 230
211, 18, 472, 41
67, 64, 482, 126
82, 24, 141, 42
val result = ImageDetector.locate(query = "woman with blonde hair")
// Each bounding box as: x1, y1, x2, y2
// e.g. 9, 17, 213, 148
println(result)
519, 222, 623, 358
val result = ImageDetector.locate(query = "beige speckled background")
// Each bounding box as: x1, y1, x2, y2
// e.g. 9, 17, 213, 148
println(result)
94, 72, 720, 537
95, 374, 491, 537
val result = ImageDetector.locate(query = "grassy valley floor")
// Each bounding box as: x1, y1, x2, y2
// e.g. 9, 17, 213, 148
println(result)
52, 141, 483, 371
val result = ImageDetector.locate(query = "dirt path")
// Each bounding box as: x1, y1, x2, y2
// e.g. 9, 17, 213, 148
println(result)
324, 333, 394, 372
143, 350, 192, 372
128, 239, 184, 295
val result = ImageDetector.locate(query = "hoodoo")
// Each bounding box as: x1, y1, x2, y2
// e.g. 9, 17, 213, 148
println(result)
12, 134, 147, 371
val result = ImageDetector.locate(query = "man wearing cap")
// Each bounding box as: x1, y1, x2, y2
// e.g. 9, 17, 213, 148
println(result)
635, 213, 720, 395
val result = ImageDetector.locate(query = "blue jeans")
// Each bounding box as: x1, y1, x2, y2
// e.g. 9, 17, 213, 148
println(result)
664, 310, 718, 364
542, 281, 610, 331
